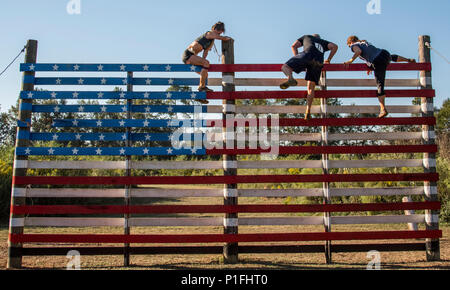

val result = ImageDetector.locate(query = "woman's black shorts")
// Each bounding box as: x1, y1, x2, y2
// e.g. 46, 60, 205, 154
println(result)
285, 52, 323, 84
371, 49, 393, 96
182, 49, 194, 64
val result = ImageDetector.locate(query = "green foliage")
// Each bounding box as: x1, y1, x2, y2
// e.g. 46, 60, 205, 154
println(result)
0, 146, 14, 221
436, 98, 450, 134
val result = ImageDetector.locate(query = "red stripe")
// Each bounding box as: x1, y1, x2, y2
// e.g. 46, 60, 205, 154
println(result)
207, 89, 435, 100
11, 202, 441, 215
12, 173, 439, 185
208, 145, 438, 155
9, 230, 442, 244
207, 117, 436, 127
208, 63, 432, 72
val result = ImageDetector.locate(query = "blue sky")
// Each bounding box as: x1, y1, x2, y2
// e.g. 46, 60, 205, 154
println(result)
0, 0, 449, 112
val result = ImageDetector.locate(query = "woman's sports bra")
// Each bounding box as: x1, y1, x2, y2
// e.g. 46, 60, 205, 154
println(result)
195, 32, 214, 50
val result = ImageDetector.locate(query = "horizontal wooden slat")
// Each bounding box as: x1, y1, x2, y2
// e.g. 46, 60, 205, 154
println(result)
208, 78, 420, 87
231, 105, 422, 114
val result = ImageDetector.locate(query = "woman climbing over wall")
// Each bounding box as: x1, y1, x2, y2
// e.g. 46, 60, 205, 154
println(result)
344, 36, 416, 118
182, 21, 232, 103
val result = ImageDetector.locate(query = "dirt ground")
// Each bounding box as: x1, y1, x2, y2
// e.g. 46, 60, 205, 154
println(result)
1, 224, 449, 270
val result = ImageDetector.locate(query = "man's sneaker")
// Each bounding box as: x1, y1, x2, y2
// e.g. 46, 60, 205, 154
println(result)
280, 79, 298, 90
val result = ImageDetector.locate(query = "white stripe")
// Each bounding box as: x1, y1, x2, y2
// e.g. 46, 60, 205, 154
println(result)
13, 188, 27, 198
26, 188, 125, 198
329, 159, 423, 169
23, 218, 124, 227
14, 160, 28, 169
224, 188, 238, 198
239, 217, 323, 226
222, 75, 235, 85
223, 160, 238, 169
420, 76, 432, 87
421, 103, 434, 114
331, 215, 426, 225
10, 218, 25, 227
330, 187, 424, 197
223, 104, 236, 113
130, 218, 222, 227
328, 132, 422, 141
239, 189, 322, 197
424, 185, 438, 197
323, 215, 331, 228
224, 218, 238, 227
132, 188, 223, 198
423, 158, 437, 169
422, 131, 436, 141
425, 214, 439, 225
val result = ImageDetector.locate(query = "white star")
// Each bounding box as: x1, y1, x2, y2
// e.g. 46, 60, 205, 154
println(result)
166, 92, 172, 99
143, 92, 150, 98
78, 106, 85, 112
168, 78, 174, 85
51, 92, 57, 99
165, 65, 172, 71
145, 79, 152, 85
98, 92, 104, 98
97, 64, 104, 71
75, 133, 82, 140
143, 148, 149, 155
143, 120, 150, 127
72, 92, 79, 98
167, 120, 173, 127
122, 106, 127, 112
78, 78, 84, 85
48, 148, 55, 155
145, 134, 151, 141
122, 79, 128, 85
119, 92, 126, 98
24, 148, 31, 155
191, 148, 198, 154
143, 65, 149, 71
190, 65, 197, 71
120, 65, 126, 71
29, 64, 35, 71
119, 148, 126, 155
96, 120, 102, 127
27, 92, 33, 98
167, 148, 173, 154
52, 134, 59, 140
72, 148, 79, 155
119, 120, 126, 127
72, 120, 79, 126
96, 148, 102, 155
99, 134, 105, 141
54, 106, 60, 113
52, 64, 59, 71
73, 64, 80, 71
100, 106, 107, 112
167, 106, 173, 112
122, 134, 127, 140
101, 78, 107, 85
191, 93, 197, 99
144, 106, 151, 113
56, 78, 62, 85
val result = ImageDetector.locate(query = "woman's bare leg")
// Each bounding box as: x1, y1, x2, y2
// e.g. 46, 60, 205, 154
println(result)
393, 55, 416, 63
378, 95, 388, 118
186, 55, 210, 89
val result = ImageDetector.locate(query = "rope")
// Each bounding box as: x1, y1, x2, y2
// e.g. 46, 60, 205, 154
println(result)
0, 44, 27, 78
426, 42, 450, 65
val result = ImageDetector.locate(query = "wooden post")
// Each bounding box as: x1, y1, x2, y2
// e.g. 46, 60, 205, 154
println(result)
320, 71, 332, 264
419, 35, 440, 261
7, 39, 38, 269
222, 39, 238, 264
124, 71, 133, 267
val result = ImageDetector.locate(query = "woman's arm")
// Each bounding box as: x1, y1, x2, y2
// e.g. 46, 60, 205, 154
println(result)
344, 45, 362, 64
203, 42, 214, 59
207, 31, 232, 41
291, 40, 303, 56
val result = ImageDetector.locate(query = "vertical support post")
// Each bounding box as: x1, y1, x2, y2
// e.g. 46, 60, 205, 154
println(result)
320, 71, 332, 264
222, 39, 238, 264
419, 35, 440, 261
8, 39, 38, 269
124, 71, 133, 267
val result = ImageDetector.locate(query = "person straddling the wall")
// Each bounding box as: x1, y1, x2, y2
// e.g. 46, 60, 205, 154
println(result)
344, 36, 416, 118
182, 21, 232, 103
280, 34, 338, 120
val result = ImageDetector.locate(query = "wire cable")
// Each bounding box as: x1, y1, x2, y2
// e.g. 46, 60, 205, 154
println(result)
0, 44, 27, 78
426, 42, 450, 65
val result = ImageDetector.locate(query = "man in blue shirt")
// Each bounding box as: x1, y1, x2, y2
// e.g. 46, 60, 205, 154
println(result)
280, 34, 338, 120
